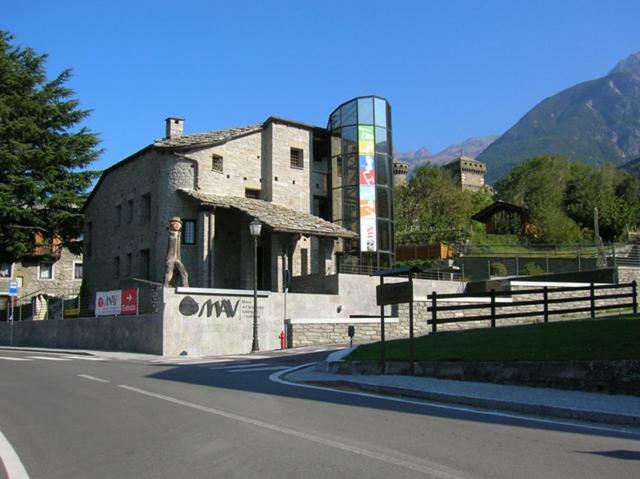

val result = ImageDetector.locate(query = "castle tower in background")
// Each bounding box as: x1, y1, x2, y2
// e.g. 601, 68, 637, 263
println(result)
443, 155, 487, 192
393, 160, 409, 187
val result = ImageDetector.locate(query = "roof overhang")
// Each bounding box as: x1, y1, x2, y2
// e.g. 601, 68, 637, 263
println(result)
179, 189, 357, 239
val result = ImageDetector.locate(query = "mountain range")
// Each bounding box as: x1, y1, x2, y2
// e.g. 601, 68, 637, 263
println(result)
478, 52, 640, 183
395, 135, 497, 169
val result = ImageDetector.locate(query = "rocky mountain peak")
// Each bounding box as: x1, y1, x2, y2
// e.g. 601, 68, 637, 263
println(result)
609, 52, 640, 77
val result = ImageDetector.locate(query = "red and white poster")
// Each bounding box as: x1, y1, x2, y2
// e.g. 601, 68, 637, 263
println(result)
120, 288, 139, 315
95, 288, 138, 316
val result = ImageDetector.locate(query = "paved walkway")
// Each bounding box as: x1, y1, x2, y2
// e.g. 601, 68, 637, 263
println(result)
286, 352, 640, 428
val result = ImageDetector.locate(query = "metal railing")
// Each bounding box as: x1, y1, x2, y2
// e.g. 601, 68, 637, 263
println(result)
337, 261, 464, 281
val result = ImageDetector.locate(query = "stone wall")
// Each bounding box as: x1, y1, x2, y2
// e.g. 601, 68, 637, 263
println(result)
84, 149, 171, 296
0, 313, 163, 354
287, 280, 637, 347
617, 266, 640, 284
163, 287, 283, 356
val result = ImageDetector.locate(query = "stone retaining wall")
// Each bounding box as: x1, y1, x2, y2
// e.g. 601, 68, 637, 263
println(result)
327, 359, 640, 396
0, 313, 163, 354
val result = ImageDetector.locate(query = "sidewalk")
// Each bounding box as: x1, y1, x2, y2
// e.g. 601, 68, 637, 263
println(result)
285, 349, 640, 428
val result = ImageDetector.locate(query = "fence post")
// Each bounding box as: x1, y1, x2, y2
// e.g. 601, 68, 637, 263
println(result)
543, 286, 549, 323
633, 280, 638, 315
545, 254, 549, 273
431, 291, 438, 334
490, 289, 496, 328
612, 243, 617, 268
379, 276, 386, 372
487, 260, 491, 279
516, 257, 519, 276
578, 244, 582, 272
590, 282, 595, 319
408, 273, 415, 376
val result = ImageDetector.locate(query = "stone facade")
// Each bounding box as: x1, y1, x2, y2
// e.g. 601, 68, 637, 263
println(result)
0, 247, 82, 320
443, 155, 487, 192
83, 117, 348, 304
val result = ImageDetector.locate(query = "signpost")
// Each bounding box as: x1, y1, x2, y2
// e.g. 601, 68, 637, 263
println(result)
8, 280, 18, 346
372, 266, 421, 375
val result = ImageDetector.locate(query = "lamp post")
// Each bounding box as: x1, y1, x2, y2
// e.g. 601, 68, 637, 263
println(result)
249, 218, 262, 352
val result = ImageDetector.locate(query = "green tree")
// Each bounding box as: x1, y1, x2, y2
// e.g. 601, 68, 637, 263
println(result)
495, 156, 583, 243
0, 31, 100, 261
565, 163, 640, 241
395, 164, 493, 244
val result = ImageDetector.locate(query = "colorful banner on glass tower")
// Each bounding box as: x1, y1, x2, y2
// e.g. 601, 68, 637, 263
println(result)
358, 126, 377, 251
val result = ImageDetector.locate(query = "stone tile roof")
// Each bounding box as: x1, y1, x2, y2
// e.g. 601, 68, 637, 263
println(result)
154, 124, 263, 148
179, 189, 357, 239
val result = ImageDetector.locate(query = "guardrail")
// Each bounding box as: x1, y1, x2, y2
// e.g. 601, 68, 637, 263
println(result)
427, 281, 638, 333
337, 262, 464, 281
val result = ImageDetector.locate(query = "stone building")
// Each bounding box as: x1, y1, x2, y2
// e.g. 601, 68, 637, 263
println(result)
0, 231, 82, 320
83, 97, 395, 299
443, 155, 487, 191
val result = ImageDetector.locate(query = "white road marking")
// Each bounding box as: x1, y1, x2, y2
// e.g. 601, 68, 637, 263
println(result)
208, 362, 269, 370
62, 355, 106, 361
26, 356, 70, 361
0, 429, 30, 479
77, 374, 110, 383
269, 364, 640, 438
116, 384, 465, 478
229, 366, 290, 373
0, 357, 31, 361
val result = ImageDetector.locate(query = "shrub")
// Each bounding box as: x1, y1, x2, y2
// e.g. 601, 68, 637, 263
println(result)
490, 261, 508, 277
523, 262, 545, 276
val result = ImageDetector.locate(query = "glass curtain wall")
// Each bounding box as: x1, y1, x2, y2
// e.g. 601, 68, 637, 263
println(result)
329, 96, 394, 269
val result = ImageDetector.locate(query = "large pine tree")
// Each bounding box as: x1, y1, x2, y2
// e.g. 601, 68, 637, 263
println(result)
0, 31, 100, 261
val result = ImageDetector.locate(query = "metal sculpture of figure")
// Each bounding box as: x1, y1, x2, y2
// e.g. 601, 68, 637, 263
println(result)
164, 217, 190, 287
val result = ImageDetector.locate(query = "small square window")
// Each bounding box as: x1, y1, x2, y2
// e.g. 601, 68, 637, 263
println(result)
115, 205, 122, 226
39, 262, 53, 280
245, 189, 260, 199
0, 262, 11, 278
182, 220, 196, 245
290, 148, 304, 169
74, 263, 83, 280
212, 154, 223, 173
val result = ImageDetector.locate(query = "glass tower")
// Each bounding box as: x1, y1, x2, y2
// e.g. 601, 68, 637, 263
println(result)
328, 96, 394, 269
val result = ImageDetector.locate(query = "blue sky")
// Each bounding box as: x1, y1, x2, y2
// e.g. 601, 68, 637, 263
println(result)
4, 0, 640, 171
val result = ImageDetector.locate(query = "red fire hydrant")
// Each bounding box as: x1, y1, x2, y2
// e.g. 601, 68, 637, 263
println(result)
279, 330, 286, 350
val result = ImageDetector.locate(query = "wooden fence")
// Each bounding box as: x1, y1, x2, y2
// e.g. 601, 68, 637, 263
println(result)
427, 281, 638, 333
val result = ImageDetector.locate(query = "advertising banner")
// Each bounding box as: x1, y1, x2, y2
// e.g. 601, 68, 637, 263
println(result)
120, 288, 139, 315
95, 288, 138, 316
358, 125, 377, 252
95, 290, 121, 316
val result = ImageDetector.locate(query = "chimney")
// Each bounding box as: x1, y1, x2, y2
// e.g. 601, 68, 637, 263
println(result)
165, 117, 185, 139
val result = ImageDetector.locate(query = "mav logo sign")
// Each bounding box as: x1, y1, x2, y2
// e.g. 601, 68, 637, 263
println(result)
179, 296, 240, 319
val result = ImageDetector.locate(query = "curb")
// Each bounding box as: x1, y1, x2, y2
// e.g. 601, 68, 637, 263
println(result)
0, 346, 94, 356
307, 379, 640, 428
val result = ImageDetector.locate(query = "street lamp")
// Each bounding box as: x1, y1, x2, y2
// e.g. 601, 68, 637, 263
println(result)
249, 217, 262, 352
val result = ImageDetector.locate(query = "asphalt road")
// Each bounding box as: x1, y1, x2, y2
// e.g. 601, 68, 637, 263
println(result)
1, 347, 639, 479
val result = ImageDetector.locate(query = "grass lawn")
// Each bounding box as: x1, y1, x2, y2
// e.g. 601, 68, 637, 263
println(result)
346, 318, 640, 362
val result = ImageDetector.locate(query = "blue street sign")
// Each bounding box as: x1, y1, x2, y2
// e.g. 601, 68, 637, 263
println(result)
8, 280, 18, 296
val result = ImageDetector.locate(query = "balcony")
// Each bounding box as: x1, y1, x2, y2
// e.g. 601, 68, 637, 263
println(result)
27, 243, 62, 260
